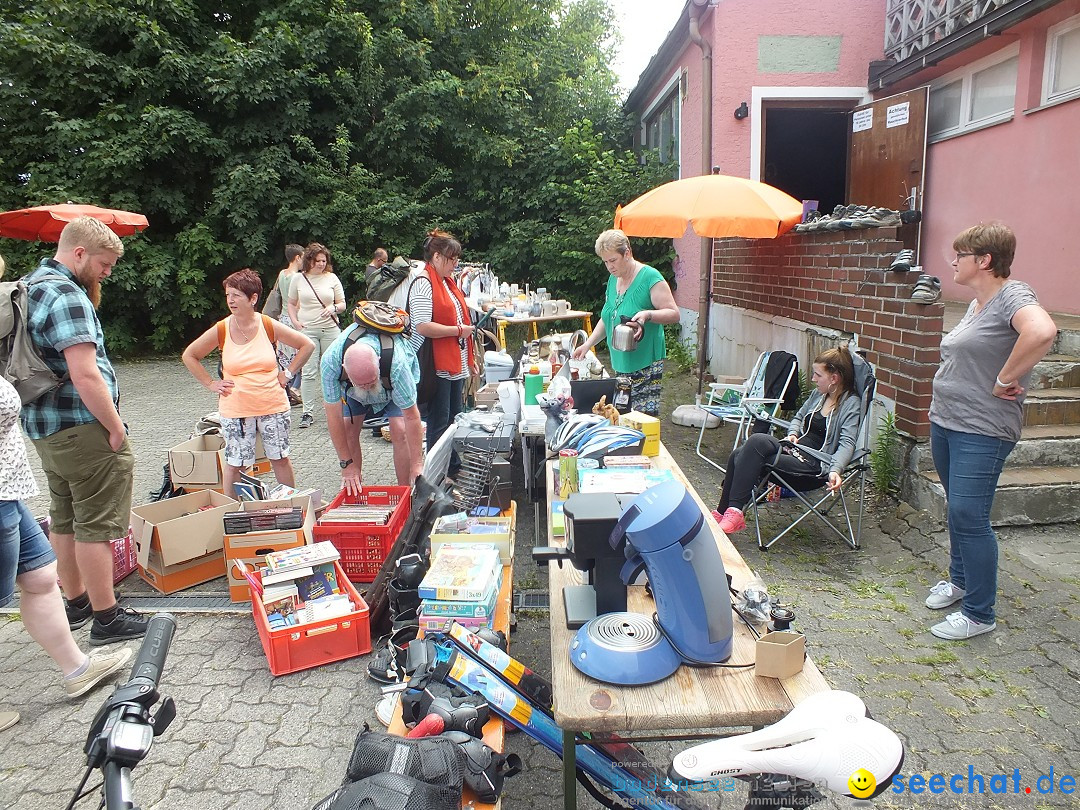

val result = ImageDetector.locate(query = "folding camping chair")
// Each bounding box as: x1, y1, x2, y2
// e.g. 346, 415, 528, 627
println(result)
695, 350, 799, 473
749, 352, 876, 550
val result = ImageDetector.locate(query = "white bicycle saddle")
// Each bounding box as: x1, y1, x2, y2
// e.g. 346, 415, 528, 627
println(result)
670, 690, 904, 799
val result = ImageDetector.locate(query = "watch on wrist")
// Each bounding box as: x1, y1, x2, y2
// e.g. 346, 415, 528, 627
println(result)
339, 459, 354, 470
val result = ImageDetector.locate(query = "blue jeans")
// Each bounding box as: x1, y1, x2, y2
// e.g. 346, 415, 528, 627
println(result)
424, 376, 465, 474
0, 500, 56, 608
930, 423, 1015, 625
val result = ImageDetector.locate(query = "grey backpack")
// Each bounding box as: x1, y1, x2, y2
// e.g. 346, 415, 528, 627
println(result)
0, 274, 67, 404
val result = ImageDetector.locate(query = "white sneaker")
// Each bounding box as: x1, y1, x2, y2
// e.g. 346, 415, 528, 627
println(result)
930, 611, 996, 640
64, 647, 133, 698
925, 580, 965, 610
375, 693, 399, 728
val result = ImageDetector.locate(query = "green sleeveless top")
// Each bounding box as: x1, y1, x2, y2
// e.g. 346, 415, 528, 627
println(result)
600, 264, 666, 374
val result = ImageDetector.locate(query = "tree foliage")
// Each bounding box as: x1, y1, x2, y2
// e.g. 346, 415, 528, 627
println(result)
0, 0, 672, 354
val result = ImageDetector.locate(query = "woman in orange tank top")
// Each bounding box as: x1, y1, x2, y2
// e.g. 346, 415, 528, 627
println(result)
182, 269, 314, 497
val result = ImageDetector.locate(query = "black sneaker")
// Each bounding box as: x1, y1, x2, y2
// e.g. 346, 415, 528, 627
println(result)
65, 599, 93, 631
66, 589, 121, 631
299, 412, 314, 429
89, 607, 151, 647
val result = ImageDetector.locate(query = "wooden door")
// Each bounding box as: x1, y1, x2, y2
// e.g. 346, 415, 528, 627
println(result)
847, 88, 929, 211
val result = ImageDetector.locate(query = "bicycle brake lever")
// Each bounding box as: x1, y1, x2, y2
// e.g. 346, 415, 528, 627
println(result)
151, 696, 176, 737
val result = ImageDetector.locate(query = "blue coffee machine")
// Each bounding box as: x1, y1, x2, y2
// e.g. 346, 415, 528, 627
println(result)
569, 480, 734, 685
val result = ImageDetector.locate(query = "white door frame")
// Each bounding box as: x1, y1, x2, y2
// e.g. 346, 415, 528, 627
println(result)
749, 86, 870, 180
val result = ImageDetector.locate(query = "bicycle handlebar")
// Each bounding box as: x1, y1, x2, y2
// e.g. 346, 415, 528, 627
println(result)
128, 613, 177, 689
70, 613, 179, 810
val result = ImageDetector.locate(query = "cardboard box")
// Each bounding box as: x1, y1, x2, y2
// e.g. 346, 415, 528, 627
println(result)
138, 548, 226, 595
223, 496, 314, 602
620, 411, 660, 457
168, 435, 226, 485
755, 631, 806, 679
131, 490, 237, 570
429, 502, 516, 565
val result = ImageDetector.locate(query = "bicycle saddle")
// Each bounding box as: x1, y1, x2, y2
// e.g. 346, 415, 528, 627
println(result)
669, 690, 903, 800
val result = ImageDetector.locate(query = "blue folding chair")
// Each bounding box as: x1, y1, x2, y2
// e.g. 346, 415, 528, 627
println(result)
695, 350, 799, 473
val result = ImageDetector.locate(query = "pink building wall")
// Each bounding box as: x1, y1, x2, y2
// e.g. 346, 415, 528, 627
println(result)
630, 0, 885, 324
886, 0, 1080, 313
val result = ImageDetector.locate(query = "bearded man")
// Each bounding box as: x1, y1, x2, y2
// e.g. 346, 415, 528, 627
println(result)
22, 216, 148, 647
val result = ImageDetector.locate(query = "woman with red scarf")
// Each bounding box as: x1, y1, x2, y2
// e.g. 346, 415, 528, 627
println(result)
407, 230, 477, 478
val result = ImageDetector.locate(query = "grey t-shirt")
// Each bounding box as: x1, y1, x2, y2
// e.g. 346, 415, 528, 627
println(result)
929, 280, 1040, 443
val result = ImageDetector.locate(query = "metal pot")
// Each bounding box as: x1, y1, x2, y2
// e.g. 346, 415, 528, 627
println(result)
611, 316, 642, 353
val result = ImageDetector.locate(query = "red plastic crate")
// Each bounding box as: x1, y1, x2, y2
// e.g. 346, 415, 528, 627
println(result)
40, 515, 135, 585
313, 486, 411, 582
111, 528, 137, 584
246, 560, 372, 676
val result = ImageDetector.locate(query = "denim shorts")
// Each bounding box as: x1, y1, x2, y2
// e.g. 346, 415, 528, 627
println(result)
0, 500, 56, 608
343, 395, 402, 421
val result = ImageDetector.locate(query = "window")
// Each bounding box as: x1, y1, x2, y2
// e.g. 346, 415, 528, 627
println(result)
642, 88, 680, 174
927, 45, 1019, 140
1044, 14, 1080, 104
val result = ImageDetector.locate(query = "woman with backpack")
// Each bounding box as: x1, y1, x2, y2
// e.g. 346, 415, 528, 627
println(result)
182, 269, 313, 498
407, 230, 476, 479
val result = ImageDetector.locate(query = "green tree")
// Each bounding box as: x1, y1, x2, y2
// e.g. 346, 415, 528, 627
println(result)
0, 0, 669, 354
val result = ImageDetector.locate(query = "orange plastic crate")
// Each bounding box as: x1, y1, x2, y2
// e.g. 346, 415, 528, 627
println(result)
247, 561, 372, 676
313, 486, 411, 582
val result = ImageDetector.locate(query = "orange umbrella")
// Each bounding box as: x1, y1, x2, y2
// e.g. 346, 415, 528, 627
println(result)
0, 203, 148, 242
614, 174, 803, 239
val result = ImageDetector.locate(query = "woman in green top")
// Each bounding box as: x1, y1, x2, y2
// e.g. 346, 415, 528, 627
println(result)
572, 229, 679, 416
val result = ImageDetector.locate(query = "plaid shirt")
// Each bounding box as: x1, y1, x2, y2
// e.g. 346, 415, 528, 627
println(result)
20, 258, 120, 439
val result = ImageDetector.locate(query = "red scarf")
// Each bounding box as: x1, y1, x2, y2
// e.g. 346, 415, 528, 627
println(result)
425, 264, 475, 375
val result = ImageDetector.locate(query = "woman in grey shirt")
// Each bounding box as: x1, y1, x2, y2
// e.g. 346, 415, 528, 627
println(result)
925, 223, 1056, 641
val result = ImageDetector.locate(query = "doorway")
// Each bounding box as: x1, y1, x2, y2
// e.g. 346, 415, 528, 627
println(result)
762, 105, 851, 213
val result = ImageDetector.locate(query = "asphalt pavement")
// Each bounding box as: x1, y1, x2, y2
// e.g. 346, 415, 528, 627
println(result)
0, 358, 1078, 809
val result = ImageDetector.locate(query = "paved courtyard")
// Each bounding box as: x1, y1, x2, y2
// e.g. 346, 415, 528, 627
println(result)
1, 358, 1078, 809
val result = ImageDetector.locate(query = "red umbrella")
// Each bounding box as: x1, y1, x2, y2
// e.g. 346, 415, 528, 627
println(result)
0, 203, 148, 242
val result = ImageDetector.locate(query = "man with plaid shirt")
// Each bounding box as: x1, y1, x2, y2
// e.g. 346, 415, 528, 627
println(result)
22, 217, 148, 646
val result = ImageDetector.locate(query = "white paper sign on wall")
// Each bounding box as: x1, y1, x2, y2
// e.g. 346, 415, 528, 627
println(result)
886, 102, 910, 128
852, 108, 873, 133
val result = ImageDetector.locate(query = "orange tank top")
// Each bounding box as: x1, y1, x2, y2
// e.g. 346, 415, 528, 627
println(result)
219, 316, 288, 418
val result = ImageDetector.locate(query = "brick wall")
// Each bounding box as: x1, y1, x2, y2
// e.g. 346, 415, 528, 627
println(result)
711, 228, 943, 437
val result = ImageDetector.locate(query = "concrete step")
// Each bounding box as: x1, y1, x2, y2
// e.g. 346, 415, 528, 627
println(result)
911, 466, 1080, 526
1007, 424, 1080, 467
1032, 355, 1080, 390
1022, 387, 1080, 426
1053, 328, 1080, 358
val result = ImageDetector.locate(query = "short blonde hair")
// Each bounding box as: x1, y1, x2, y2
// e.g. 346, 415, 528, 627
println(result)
595, 229, 631, 257
58, 216, 125, 257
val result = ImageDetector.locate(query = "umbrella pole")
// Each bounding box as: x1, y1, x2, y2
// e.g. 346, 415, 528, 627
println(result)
696, 235, 712, 397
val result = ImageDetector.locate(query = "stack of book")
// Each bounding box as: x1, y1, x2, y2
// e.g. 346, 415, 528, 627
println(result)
252, 541, 353, 630
320, 504, 395, 524
417, 543, 502, 632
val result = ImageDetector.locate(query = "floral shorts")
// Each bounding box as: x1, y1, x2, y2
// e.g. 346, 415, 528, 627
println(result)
220, 411, 291, 467
626, 359, 665, 417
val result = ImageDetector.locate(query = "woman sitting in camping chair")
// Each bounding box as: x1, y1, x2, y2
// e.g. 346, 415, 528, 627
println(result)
712, 347, 860, 535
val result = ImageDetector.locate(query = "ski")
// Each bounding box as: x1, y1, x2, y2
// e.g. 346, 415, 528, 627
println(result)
430, 625, 707, 810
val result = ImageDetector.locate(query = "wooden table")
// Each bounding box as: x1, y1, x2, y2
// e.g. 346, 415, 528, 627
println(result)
544, 446, 829, 809
492, 310, 593, 348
